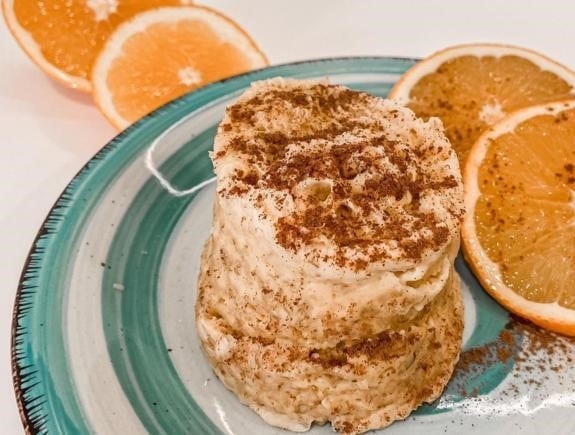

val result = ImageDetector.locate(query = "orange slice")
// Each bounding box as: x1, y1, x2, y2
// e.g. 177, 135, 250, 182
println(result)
388, 43, 575, 164
462, 99, 575, 336
91, 5, 268, 129
2, 0, 189, 92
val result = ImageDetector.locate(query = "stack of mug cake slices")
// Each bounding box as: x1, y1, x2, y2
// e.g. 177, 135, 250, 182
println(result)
196, 78, 465, 434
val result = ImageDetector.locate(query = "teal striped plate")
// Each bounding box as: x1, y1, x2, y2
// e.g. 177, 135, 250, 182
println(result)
12, 57, 575, 435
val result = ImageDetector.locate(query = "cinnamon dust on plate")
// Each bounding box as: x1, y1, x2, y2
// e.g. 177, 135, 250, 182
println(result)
449, 316, 575, 401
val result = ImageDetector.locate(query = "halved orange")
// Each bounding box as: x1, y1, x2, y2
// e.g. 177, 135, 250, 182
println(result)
462, 99, 575, 336
91, 5, 268, 129
388, 43, 575, 164
2, 0, 190, 91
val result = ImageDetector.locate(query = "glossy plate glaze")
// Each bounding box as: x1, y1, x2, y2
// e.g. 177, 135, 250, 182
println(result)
12, 58, 575, 435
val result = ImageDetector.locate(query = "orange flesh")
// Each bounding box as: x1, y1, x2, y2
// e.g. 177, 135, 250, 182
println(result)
106, 19, 259, 122
13, 0, 182, 81
407, 55, 575, 163
474, 108, 575, 308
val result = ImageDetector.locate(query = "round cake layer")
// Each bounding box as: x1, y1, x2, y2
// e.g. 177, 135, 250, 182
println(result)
212, 78, 464, 275
198, 202, 459, 346
197, 271, 463, 434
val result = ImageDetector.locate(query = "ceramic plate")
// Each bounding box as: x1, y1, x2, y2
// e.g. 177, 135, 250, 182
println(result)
12, 58, 575, 435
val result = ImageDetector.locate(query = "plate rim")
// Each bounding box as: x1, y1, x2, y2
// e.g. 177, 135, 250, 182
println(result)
10, 55, 419, 434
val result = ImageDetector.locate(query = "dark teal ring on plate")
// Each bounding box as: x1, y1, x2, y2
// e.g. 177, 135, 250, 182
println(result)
12, 57, 522, 435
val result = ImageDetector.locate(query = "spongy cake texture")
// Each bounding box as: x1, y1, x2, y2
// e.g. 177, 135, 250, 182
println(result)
196, 78, 465, 434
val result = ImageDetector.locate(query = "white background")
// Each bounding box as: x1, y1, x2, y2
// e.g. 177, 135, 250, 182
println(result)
1, 0, 575, 433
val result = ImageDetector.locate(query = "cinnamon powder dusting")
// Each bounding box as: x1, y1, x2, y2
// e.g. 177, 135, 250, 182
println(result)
214, 81, 463, 271
445, 316, 575, 400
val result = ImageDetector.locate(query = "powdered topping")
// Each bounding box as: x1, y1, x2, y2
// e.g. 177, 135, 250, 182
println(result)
213, 78, 464, 271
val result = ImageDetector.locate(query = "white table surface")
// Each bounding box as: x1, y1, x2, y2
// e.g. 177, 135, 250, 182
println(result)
2, 1, 575, 433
